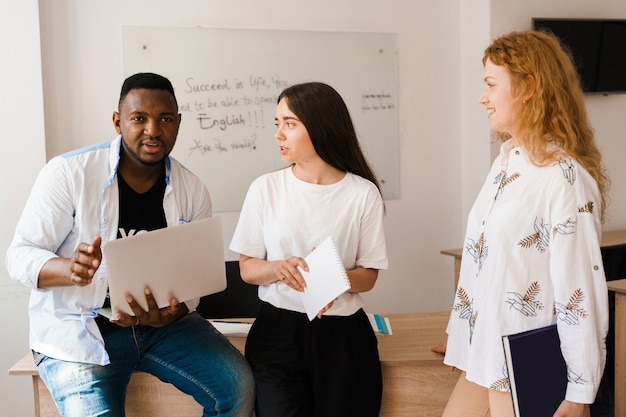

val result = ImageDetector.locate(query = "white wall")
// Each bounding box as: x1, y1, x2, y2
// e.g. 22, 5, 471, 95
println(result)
460, 0, 493, 233
2, 0, 625, 414
36, 0, 466, 313
0, 0, 45, 415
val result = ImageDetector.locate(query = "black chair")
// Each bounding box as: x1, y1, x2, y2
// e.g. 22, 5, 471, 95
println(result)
196, 261, 261, 319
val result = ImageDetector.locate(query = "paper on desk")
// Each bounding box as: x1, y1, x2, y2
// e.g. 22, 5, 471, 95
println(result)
210, 321, 252, 336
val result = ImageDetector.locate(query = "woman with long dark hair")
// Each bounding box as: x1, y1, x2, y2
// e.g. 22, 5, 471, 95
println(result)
230, 82, 388, 417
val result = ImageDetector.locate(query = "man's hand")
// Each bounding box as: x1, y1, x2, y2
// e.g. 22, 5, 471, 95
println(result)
68, 236, 102, 286
113, 287, 188, 327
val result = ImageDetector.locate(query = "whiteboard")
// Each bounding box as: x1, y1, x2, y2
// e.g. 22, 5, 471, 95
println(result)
123, 26, 399, 212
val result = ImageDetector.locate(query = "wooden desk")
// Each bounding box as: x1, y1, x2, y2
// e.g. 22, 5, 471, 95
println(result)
439, 247, 463, 290
608, 279, 626, 417
10, 312, 459, 417
601, 229, 626, 249
441, 228, 626, 291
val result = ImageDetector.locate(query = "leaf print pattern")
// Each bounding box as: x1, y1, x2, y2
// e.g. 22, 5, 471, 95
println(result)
578, 201, 594, 214
566, 289, 588, 318
454, 287, 471, 311
518, 218, 551, 253
505, 281, 545, 316
454, 287, 477, 343
524, 281, 542, 303
466, 233, 488, 272
518, 233, 541, 249
490, 377, 510, 391
493, 171, 521, 199
555, 288, 588, 325
469, 311, 478, 343
492, 362, 511, 392
502, 172, 520, 187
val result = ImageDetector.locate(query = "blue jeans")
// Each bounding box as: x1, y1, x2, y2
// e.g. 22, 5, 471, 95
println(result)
37, 313, 254, 417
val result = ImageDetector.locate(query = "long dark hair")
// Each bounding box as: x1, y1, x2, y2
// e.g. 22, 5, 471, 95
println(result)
277, 82, 382, 193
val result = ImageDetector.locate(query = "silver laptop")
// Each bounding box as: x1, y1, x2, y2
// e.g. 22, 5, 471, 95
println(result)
99, 216, 226, 317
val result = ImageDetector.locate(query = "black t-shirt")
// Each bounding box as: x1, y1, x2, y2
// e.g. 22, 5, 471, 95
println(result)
97, 170, 167, 332
116, 170, 167, 237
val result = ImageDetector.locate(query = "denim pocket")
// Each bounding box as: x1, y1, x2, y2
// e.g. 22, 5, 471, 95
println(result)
32, 350, 46, 366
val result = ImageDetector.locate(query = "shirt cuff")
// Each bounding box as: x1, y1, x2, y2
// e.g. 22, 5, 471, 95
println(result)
565, 381, 599, 404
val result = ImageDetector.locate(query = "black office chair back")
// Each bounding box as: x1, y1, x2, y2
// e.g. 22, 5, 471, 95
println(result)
197, 261, 262, 319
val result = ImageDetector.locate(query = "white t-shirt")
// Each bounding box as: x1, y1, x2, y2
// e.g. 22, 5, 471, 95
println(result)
230, 167, 388, 316
444, 140, 608, 404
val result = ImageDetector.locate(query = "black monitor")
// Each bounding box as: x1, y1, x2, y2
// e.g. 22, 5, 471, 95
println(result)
197, 261, 261, 319
532, 18, 626, 95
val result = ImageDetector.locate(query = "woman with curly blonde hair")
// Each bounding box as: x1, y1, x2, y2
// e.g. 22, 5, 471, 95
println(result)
443, 30, 610, 417
485, 30, 609, 219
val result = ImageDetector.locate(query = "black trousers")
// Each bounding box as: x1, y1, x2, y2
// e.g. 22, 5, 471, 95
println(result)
245, 302, 382, 417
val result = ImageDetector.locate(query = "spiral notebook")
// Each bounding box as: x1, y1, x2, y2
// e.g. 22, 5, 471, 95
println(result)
297, 236, 351, 320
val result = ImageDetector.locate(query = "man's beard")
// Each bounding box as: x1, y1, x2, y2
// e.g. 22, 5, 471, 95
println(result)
121, 136, 167, 167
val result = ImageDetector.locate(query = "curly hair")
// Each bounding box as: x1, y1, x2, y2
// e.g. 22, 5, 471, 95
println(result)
483, 30, 610, 221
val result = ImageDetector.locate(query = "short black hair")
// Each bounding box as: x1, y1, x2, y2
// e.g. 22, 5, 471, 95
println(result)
119, 72, 177, 108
